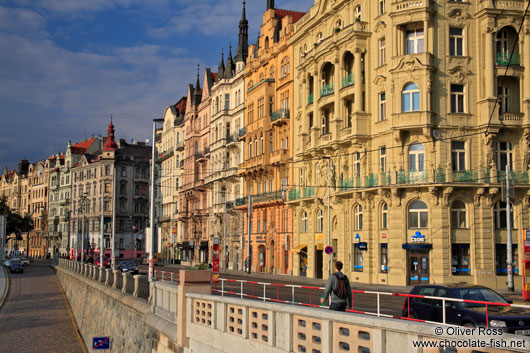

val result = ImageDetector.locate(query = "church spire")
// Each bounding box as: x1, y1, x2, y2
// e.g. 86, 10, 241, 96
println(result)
235, 0, 248, 64
104, 115, 117, 150
217, 49, 225, 80
192, 65, 202, 105
194, 64, 201, 93
225, 43, 235, 78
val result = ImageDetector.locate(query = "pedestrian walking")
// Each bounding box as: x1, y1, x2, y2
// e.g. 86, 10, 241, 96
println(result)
320, 261, 352, 311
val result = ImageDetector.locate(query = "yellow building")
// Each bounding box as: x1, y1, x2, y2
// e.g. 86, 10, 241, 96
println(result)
289, 0, 530, 288
239, 1, 305, 274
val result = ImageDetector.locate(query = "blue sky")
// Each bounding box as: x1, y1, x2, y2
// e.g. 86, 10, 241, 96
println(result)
0, 0, 312, 169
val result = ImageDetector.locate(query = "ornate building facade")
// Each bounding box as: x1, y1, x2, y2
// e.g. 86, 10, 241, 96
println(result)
239, 1, 304, 274
28, 160, 50, 257
288, 0, 530, 288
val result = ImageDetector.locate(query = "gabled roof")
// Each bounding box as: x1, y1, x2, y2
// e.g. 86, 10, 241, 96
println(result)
72, 138, 97, 155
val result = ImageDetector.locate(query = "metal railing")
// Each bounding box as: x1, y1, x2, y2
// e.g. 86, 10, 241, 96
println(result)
271, 108, 290, 122
320, 83, 334, 97
342, 73, 354, 88
307, 93, 314, 105
496, 52, 520, 66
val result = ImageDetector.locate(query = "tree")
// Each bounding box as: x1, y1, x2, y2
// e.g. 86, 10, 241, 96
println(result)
0, 196, 34, 240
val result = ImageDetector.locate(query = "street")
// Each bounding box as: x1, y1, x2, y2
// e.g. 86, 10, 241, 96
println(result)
0, 261, 87, 353
140, 264, 405, 317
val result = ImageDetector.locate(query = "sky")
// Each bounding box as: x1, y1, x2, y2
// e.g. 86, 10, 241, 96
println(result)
0, 0, 313, 169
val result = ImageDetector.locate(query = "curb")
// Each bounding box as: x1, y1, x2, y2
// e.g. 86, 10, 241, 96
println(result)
0, 266, 10, 309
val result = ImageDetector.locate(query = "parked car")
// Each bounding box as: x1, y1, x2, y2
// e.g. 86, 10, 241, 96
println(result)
94, 256, 111, 268
402, 284, 530, 335
119, 261, 138, 274
2, 259, 12, 267
19, 257, 30, 266
10, 261, 23, 274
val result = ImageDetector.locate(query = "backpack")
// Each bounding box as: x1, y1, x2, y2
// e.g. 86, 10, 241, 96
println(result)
332, 273, 348, 299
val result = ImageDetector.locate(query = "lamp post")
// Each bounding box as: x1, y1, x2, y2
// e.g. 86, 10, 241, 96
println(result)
322, 156, 331, 276
150, 118, 164, 281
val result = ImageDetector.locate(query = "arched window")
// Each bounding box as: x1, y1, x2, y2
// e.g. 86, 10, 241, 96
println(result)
494, 201, 514, 229
249, 139, 252, 158
281, 57, 290, 77
355, 5, 362, 21
254, 136, 258, 157
194, 141, 199, 155
451, 200, 467, 228
408, 200, 428, 228
301, 211, 308, 233
381, 202, 388, 229
270, 133, 274, 152
265, 37, 269, 49
317, 32, 323, 43
409, 143, 425, 172
336, 19, 342, 28
354, 205, 363, 230
316, 209, 324, 233
260, 133, 264, 154
402, 83, 420, 112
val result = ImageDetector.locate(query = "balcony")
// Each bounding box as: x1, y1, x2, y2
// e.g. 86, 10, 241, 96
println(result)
176, 141, 184, 151
396, 171, 429, 185
391, 0, 432, 14
158, 147, 174, 162
392, 111, 434, 131
342, 74, 355, 88
308, 93, 314, 105
499, 112, 524, 124
270, 149, 289, 165
235, 197, 246, 207
252, 190, 285, 204
238, 127, 247, 140
246, 78, 275, 94
288, 187, 315, 201
480, 0, 527, 11
498, 170, 529, 184
496, 52, 520, 66
320, 84, 334, 97
271, 108, 290, 125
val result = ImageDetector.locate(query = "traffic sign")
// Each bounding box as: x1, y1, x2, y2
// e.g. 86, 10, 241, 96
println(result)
324, 246, 333, 255
93, 337, 110, 350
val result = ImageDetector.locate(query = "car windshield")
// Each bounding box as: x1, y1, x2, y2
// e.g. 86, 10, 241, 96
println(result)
453, 288, 508, 307
122, 262, 134, 267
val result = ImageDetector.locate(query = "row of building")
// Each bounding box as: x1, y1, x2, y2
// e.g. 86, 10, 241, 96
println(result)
155, 0, 530, 289
0, 121, 151, 260
2, 0, 530, 288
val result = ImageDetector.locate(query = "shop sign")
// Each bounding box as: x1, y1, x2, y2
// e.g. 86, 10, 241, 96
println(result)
411, 231, 425, 243
381, 233, 387, 239
214, 238, 219, 245
354, 234, 360, 243
357, 242, 367, 251
315, 233, 324, 241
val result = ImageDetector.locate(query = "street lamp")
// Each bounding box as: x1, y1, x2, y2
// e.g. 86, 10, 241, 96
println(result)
322, 156, 331, 276
149, 118, 164, 281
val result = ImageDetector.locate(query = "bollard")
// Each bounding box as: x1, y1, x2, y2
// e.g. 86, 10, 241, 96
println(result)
133, 275, 141, 298
92, 265, 98, 280
105, 268, 112, 286
99, 267, 105, 283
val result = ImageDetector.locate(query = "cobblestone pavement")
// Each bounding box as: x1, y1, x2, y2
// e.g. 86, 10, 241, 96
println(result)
0, 260, 87, 353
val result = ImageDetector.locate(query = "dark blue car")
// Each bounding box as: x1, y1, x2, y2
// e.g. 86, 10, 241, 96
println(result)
10, 261, 23, 274
402, 284, 530, 335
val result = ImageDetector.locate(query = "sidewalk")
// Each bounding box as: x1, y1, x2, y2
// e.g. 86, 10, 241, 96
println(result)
0, 266, 8, 308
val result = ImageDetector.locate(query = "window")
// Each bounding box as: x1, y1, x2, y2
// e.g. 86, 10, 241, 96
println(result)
402, 83, 420, 112
494, 201, 514, 229
451, 200, 467, 228
225, 94, 230, 110
301, 211, 308, 233
120, 182, 127, 194
354, 5, 362, 21
445, 142, 465, 173
496, 244, 518, 275
380, 243, 388, 273
353, 152, 361, 177
381, 202, 388, 229
408, 200, 428, 228
497, 86, 509, 113
254, 136, 257, 157
269, 133, 273, 152
450, 84, 465, 113
120, 167, 126, 177
316, 209, 324, 233
354, 205, 363, 230
452, 244, 470, 275
379, 0, 385, 15
379, 92, 386, 121
258, 97, 264, 119
407, 28, 424, 54
378, 38, 386, 66
409, 143, 425, 172
248, 139, 252, 158
380, 147, 387, 173
497, 142, 513, 171
281, 57, 290, 77
321, 111, 330, 135
449, 27, 464, 56
260, 133, 264, 154
354, 245, 363, 272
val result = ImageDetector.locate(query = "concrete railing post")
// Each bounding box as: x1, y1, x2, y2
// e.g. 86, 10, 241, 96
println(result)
122, 273, 128, 293
112, 270, 119, 289
99, 267, 105, 283
133, 275, 140, 298
92, 266, 98, 280
82, 264, 87, 276
105, 268, 112, 286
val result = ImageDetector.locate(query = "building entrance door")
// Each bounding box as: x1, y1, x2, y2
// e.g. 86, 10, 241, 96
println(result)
315, 247, 323, 279
407, 250, 430, 285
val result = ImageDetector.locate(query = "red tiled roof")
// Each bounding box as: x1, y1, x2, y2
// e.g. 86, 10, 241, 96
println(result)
274, 9, 306, 23
175, 97, 187, 114
72, 138, 96, 155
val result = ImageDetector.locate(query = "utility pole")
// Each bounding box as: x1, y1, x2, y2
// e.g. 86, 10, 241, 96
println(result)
247, 194, 252, 274
150, 119, 164, 281
76, 206, 80, 261
223, 192, 227, 270
81, 196, 85, 264
327, 157, 331, 276
506, 163, 514, 292
66, 209, 71, 259
112, 165, 117, 271
100, 180, 104, 269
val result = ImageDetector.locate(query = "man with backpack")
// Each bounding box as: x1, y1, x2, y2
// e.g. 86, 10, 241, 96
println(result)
320, 261, 352, 311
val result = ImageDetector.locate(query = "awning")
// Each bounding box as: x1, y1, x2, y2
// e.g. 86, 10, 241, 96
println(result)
200, 241, 208, 248
402, 243, 433, 250
291, 244, 307, 253
180, 241, 190, 249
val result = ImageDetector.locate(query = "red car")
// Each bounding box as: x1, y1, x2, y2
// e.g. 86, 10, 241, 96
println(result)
94, 256, 111, 267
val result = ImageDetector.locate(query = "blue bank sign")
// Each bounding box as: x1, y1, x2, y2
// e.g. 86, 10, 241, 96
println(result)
411, 231, 425, 243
